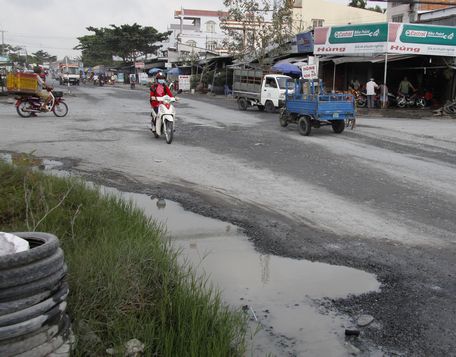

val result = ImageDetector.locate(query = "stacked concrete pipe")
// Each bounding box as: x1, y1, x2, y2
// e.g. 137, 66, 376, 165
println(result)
0, 232, 72, 356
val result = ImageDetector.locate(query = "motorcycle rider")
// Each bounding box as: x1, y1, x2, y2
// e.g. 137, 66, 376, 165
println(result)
149, 72, 174, 132
34, 67, 52, 111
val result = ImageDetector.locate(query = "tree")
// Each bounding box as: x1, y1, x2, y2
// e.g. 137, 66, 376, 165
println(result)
221, 0, 294, 64
348, 0, 366, 9
32, 50, 57, 64
75, 24, 170, 67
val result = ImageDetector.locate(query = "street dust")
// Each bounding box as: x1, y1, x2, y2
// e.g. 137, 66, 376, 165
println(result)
119, 191, 381, 357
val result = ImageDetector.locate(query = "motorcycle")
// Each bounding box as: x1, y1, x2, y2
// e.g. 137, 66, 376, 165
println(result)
15, 89, 68, 118
150, 95, 176, 144
396, 92, 426, 108
351, 89, 367, 108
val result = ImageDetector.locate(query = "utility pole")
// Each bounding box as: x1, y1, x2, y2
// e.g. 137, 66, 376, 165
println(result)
0, 29, 6, 56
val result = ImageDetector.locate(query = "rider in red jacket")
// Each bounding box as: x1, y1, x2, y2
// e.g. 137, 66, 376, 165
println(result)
150, 72, 174, 128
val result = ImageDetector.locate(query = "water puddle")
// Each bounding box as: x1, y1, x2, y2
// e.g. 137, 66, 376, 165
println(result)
0, 154, 382, 355
115, 191, 382, 357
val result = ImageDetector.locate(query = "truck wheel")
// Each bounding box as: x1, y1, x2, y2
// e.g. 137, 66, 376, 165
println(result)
237, 98, 248, 111
257, 105, 265, 112
332, 120, 345, 134
298, 116, 311, 136
279, 110, 288, 127
265, 100, 275, 113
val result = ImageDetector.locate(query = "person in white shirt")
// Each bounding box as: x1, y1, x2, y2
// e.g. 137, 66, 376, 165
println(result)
366, 78, 379, 109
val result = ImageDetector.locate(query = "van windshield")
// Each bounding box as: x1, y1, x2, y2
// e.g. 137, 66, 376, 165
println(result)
277, 77, 294, 90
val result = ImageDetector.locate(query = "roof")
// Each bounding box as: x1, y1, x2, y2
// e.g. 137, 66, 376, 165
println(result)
174, 9, 229, 18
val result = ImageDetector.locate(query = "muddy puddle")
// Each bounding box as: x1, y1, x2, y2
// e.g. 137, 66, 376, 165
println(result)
0, 154, 382, 356
113, 190, 382, 357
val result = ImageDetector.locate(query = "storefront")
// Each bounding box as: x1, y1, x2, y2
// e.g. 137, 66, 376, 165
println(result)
314, 22, 456, 104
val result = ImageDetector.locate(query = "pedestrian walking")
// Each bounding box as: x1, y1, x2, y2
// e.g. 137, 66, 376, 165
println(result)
366, 78, 379, 109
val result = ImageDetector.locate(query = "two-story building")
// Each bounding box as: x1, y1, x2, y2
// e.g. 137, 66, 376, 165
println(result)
162, 8, 228, 60
292, 0, 386, 32
387, 0, 453, 23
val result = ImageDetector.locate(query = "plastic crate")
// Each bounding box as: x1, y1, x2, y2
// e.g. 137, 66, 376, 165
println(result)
6, 72, 38, 94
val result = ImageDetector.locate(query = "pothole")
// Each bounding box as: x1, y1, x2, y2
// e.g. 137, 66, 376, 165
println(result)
111, 189, 382, 356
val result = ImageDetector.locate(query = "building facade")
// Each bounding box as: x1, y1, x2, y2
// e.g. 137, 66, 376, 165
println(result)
292, 0, 386, 32
163, 9, 228, 55
387, 0, 454, 23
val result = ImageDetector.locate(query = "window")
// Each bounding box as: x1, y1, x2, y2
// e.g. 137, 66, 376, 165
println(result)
392, 2, 401, 7
311, 19, 324, 29
265, 77, 277, 88
186, 40, 196, 47
206, 21, 216, 33
392, 14, 403, 23
206, 41, 217, 51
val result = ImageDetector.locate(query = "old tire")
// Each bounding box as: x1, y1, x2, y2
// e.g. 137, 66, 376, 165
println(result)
0, 265, 67, 302
237, 98, 248, 111
0, 284, 68, 327
0, 314, 69, 356
332, 120, 345, 134
265, 100, 275, 113
0, 233, 59, 270
297, 116, 311, 136
0, 290, 53, 317
0, 248, 64, 289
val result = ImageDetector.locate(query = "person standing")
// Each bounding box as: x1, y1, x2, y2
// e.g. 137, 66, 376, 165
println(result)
398, 76, 416, 96
366, 78, 379, 109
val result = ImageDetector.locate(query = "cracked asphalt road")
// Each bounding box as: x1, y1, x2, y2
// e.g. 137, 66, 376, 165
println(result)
1, 84, 456, 356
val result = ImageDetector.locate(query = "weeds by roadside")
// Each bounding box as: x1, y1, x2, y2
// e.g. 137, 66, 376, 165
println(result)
0, 161, 246, 356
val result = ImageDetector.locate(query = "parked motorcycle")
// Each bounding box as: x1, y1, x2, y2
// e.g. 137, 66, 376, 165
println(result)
15, 89, 68, 118
396, 92, 425, 108
351, 89, 367, 108
150, 95, 176, 144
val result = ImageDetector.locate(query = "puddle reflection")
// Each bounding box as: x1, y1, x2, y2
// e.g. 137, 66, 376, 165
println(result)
121, 193, 381, 356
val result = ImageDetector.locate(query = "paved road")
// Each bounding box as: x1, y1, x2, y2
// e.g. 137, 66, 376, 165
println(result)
1, 85, 456, 356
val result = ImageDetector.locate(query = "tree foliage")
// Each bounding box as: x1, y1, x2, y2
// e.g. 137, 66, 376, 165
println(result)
0, 44, 56, 65
349, 0, 384, 13
75, 23, 170, 67
31, 50, 57, 63
221, 0, 294, 64
348, 0, 366, 9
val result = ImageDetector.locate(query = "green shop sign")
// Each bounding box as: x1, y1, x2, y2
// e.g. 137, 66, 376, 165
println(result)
329, 23, 388, 44
400, 24, 456, 46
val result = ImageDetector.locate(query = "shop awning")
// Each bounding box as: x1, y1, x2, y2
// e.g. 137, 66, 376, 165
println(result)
320, 55, 417, 65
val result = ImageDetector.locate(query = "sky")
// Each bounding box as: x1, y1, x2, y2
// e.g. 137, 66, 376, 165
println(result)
0, 0, 384, 60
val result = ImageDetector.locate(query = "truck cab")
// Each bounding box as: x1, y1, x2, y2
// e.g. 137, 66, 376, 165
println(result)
59, 65, 80, 85
262, 75, 293, 109
232, 69, 293, 112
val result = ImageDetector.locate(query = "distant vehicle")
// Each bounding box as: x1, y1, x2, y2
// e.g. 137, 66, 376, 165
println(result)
232, 69, 293, 112
59, 64, 80, 85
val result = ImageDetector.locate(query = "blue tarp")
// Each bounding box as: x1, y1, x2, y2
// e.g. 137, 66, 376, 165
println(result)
167, 67, 180, 75
271, 63, 301, 75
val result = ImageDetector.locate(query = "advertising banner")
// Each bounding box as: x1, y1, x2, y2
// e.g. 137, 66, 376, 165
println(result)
314, 23, 388, 55
296, 31, 314, 53
178, 75, 191, 91
301, 64, 318, 80
314, 22, 456, 57
387, 23, 456, 56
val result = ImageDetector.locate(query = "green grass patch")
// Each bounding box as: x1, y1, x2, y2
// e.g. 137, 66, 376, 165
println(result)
0, 161, 246, 356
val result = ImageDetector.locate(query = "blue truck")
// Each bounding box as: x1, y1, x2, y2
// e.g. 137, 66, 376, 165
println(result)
279, 79, 356, 136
